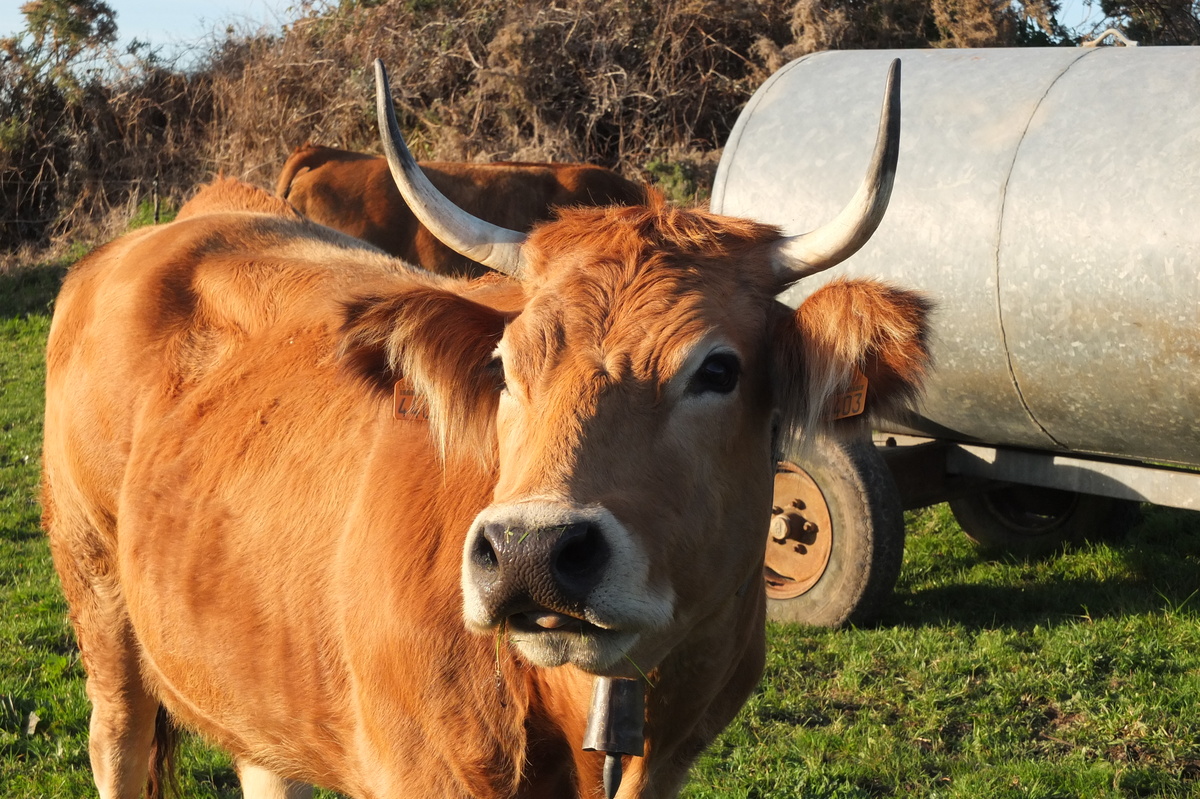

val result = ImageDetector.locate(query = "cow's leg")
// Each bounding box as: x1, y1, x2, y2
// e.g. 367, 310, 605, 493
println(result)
84, 634, 160, 799
49, 539, 159, 798
237, 762, 315, 799
44, 484, 160, 799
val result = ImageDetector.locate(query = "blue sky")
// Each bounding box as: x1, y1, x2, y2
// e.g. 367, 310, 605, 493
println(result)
1, 1, 298, 58
1054, 0, 1107, 35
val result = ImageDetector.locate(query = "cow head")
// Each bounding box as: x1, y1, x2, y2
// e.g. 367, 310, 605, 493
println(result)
351, 60, 930, 678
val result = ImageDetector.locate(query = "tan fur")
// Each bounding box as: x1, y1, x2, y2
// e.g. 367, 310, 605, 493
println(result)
178, 175, 304, 221
275, 143, 646, 277
773, 277, 934, 442
44, 178, 931, 798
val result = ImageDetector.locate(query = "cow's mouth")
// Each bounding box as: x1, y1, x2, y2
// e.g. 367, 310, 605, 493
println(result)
499, 610, 638, 673
506, 609, 608, 636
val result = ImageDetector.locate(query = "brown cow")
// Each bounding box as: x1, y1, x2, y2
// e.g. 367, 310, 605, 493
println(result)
276, 142, 645, 278
43, 60, 928, 798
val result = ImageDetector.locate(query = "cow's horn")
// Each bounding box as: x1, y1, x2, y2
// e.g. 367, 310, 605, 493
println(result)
772, 58, 901, 287
374, 60, 528, 279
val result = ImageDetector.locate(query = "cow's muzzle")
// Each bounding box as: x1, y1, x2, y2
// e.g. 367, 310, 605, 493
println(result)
467, 519, 611, 632
462, 502, 674, 672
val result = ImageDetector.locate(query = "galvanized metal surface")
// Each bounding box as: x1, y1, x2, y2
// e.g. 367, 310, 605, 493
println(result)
582, 676, 645, 756
714, 48, 1200, 468
879, 434, 1200, 511
946, 442, 1200, 511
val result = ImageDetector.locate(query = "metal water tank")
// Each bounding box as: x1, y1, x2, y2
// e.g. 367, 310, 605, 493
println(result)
716, 48, 1200, 625
714, 47, 1200, 468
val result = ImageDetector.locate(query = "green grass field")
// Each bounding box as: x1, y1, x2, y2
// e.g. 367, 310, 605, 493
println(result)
2, 262, 1199, 798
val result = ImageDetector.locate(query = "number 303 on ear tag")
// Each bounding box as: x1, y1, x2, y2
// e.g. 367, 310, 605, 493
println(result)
830, 369, 868, 421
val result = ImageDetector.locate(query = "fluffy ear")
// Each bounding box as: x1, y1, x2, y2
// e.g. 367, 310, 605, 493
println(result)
340, 287, 507, 462
772, 278, 933, 441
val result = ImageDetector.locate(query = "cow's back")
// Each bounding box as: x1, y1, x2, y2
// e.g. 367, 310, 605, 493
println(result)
275, 143, 377, 198
45, 200, 388, 502
277, 145, 645, 277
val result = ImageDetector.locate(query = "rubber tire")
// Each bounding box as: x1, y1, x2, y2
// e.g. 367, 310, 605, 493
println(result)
765, 435, 906, 628
949, 485, 1141, 559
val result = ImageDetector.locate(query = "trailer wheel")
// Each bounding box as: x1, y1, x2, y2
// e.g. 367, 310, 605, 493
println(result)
949, 485, 1140, 558
764, 436, 905, 627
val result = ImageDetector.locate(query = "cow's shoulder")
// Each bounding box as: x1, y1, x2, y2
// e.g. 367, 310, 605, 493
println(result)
178, 176, 302, 221
62, 200, 431, 396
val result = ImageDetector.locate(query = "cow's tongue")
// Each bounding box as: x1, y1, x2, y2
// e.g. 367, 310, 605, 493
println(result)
526, 611, 572, 629
507, 609, 592, 634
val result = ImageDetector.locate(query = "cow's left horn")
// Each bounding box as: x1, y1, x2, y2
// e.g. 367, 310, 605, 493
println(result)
374, 60, 528, 279
772, 58, 901, 287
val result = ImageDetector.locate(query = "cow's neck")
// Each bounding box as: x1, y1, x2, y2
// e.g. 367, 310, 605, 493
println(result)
511, 580, 765, 797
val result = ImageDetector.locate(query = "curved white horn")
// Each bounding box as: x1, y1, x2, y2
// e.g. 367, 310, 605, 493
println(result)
773, 58, 901, 286
374, 60, 527, 278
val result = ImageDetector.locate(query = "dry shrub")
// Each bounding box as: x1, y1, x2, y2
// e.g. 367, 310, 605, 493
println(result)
0, 49, 219, 249
199, 0, 790, 175
931, 0, 1016, 47
1101, 0, 1200, 43
4, 0, 1121, 253
789, 0, 938, 53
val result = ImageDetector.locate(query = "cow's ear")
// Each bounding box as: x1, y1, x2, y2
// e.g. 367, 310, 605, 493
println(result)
340, 287, 507, 461
772, 278, 933, 440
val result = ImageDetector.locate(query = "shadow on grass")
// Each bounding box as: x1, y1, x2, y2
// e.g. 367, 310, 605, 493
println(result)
180, 759, 241, 799
0, 261, 68, 318
886, 506, 1200, 631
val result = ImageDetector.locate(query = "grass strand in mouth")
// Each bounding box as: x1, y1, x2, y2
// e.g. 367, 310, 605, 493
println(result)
495, 620, 507, 673
623, 654, 656, 688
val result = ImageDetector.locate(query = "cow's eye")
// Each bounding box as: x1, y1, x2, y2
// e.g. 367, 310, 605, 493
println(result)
689, 352, 740, 395
488, 353, 507, 391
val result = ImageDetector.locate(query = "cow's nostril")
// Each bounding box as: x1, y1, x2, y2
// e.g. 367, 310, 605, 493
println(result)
471, 529, 500, 572
553, 523, 609, 596
469, 518, 610, 616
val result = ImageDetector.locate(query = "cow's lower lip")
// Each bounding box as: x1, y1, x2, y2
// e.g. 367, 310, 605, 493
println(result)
504, 619, 640, 673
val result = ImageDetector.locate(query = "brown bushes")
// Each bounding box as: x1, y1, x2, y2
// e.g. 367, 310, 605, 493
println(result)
194, 1, 790, 184
3, 0, 1158, 253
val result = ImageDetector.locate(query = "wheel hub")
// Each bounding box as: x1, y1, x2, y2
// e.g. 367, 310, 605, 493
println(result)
763, 461, 833, 600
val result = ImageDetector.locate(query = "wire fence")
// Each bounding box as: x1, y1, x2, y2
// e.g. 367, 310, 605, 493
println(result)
0, 179, 157, 222
0, 175, 179, 251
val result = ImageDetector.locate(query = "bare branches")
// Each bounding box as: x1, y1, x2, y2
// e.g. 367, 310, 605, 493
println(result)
2, 0, 1195, 252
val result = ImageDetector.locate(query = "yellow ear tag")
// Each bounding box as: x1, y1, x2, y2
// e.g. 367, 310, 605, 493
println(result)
393, 381, 430, 422
829, 369, 868, 421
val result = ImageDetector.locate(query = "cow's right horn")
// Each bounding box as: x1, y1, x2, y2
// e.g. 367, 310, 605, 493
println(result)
771, 58, 901, 287
374, 60, 528, 279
